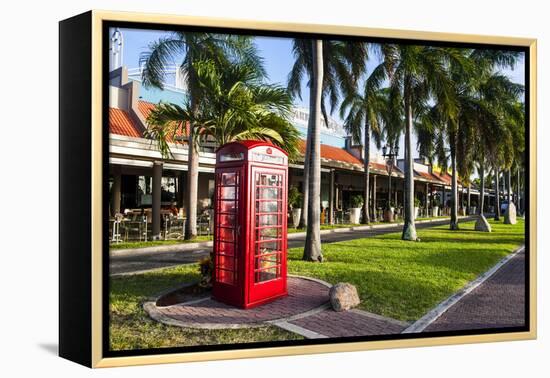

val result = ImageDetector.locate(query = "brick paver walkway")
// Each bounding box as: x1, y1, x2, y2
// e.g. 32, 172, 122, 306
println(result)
425, 250, 526, 332
145, 276, 407, 336
289, 309, 407, 337
149, 277, 330, 327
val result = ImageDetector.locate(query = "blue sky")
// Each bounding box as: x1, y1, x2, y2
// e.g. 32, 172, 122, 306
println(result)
115, 27, 525, 157
118, 27, 524, 97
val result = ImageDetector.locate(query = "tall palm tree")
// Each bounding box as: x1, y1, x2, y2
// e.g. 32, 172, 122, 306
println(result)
140, 32, 263, 240
456, 81, 522, 229
502, 101, 525, 223
288, 39, 367, 227
340, 45, 389, 224
303, 39, 324, 262
385, 45, 457, 240
288, 39, 366, 261
417, 48, 477, 230
145, 58, 300, 156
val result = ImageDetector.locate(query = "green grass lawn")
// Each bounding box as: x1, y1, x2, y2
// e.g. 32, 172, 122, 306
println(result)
109, 218, 524, 350
288, 218, 525, 321
288, 215, 452, 233
109, 265, 301, 351
110, 235, 212, 250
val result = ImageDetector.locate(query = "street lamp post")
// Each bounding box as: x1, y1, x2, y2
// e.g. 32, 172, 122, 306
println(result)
382, 143, 399, 219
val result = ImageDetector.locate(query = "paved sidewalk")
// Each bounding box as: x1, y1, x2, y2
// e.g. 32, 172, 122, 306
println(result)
144, 275, 407, 337
111, 216, 475, 275
289, 309, 407, 337
425, 250, 526, 332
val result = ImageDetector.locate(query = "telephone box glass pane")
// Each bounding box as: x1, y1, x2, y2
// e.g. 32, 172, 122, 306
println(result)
218, 227, 235, 242
257, 187, 279, 200
221, 172, 237, 186
257, 227, 281, 240
215, 170, 240, 286
220, 200, 237, 213
257, 214, 279, 226
220, 186, 237, 200
217, 270, 234, 285
256, 267, 279, 283
257, 200, 279, 213
218, 255, 236, 271
218, 241, 235, 256
255, 253, 280, 270
254, 172, 284, 283
219, 213, 236, 226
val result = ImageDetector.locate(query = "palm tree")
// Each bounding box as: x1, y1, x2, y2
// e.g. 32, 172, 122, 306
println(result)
385, 45, 457, 240
417, 48, 478, 230
502, 101, 525, 223
140, 32, 263, 240
457, 83, 522, 230
303, 39, 324, 262
493, 168, 501, 221
340, 44, 389, 224
146, 58, 300, 156
288, 39, 366, 261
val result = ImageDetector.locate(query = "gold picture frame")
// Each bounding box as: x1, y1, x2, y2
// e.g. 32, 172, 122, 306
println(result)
59, 9, 537, 368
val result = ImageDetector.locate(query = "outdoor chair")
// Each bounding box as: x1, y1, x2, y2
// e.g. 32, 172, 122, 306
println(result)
197, 212, 211, 236
110, 213, 124, 243
164, 214, 185, 240
121, 213, 147, 242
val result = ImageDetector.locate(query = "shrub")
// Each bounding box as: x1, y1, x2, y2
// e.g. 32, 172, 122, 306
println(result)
288, 186, 303, 209
198, 254, 213, 288
350, 194, 364, 208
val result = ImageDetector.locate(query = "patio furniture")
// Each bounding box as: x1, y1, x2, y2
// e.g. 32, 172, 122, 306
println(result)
164, 214, 185, 240
110, 213, 124, 243
197, 212, 211, 236
120, 214, 148, 242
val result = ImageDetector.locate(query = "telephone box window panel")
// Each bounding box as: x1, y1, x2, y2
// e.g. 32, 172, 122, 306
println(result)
58, 10, 536, 368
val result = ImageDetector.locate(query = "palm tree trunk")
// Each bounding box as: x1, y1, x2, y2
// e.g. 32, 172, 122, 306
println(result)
185, 122, 199, 240
449, 131, 459, 230
517, 167, 521, 215
401, 81, 417, 241
478, 161, 485, 216
494, 167, 500, 221
185, 66, 199, 240
303, 39, 323, 262
467, 183, 471, 214
507, 168, 513, 206
299, 89, 315, 229
362, 119, 371, 224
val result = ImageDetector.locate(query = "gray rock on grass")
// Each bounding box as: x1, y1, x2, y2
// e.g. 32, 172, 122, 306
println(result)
504, 202, 517, 225
475, 214, 492, 232
329, 282, 360, 312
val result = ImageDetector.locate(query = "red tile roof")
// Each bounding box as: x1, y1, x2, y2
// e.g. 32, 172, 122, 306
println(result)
109, 108, 142, 138
370, 161, 389, 173
108, 105, 455, 182
137, 100, 155, 118
297, 140, 362, 166
430, 170, 467, 186
109, 101, 189, 143
415, 170, 445, 184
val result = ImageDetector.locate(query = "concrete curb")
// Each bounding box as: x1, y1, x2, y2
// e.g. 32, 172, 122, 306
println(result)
401, 245, 526, 334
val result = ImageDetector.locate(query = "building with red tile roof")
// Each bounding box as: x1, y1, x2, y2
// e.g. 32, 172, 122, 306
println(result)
107, 65, 491, 231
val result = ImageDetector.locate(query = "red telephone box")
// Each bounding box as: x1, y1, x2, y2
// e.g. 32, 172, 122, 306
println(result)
212, 140, 288, 309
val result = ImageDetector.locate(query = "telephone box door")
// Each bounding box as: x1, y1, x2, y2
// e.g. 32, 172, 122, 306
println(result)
213, 167, 244, 304
248, 166, 287, 305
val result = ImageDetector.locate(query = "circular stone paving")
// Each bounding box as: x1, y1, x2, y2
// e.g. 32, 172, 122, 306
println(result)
144, 276, 331, 329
